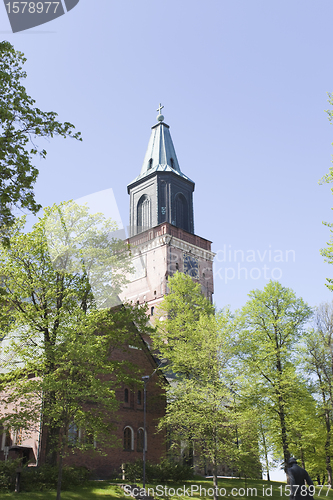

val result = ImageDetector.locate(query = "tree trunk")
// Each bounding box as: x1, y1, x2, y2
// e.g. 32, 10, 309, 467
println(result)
324, 408, 332, 485
212, 429, 219, 500
213, 460, 219, 500
300, 447, 305, 469
44, 425, 60, 466
278, 403, 290, 471
260, 423, 270, 481
276, 345, 290, 471
56, 446, 64, 500
43, 388, 60, 466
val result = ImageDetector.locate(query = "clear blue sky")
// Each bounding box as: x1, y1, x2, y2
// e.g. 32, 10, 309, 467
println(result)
2, 0, 333, 315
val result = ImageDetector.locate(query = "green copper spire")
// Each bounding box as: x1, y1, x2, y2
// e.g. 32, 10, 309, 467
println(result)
128, 105, 194, 186
127, 108, 195, 236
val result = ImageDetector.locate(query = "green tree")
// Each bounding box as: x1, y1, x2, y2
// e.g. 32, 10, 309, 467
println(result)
235, 376, 278, 481
319, 92, 333, 186
239, 281, 312, 472
286, 378, 324, 478
0, 201, 146, 499
152, 273, 257, 500
0, 41, 81, 233
302, 302, 333, 484
319, 92, 333, 283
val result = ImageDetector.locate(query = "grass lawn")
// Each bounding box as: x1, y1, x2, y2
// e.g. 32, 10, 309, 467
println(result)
0, 482, 126, 499
1, 477, 332, 500
140, 478, 333, 500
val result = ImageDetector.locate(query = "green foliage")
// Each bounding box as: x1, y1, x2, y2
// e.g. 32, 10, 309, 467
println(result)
287, 382, 324, 477
232, 407, 262, 479
160, 309, 239, 464
0, 459, 20, 491
319, 92, 333, 186
300, 303, 333, 483
151, 273, 261, 496
20, 465, 90, 492
153, 272, 215, 378
319, 93, 333, 289
0, 201, 150, 497
123, 459, 193, 483
239, 281, 312, 470
0, 42, 81, 233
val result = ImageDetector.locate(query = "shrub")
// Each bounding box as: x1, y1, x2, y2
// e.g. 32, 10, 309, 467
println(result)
153, 458, 193, 482
123, 459, 144, 483
0, 459, 20, 491
20, 464, 90, 491
123, 459, 193, 483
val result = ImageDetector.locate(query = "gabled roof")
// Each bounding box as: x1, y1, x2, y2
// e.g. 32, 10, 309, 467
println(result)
128, 119, 194, 188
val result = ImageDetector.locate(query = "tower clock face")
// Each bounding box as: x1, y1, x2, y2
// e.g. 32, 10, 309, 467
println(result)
183, 254, 199, 278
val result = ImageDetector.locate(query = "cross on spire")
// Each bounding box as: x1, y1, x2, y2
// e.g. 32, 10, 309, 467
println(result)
157, 103, 164, 115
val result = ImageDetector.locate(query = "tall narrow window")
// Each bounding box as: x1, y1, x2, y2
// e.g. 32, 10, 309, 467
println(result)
124, 388, 129, 403
137, 428, 144, 452
68, 423, 78, 447
124, 427, 133, 451
175, 193, 189, 232
151, 306, 155, 316
137, 195, 150, 233
160, 181, 167, 223
148, 158, 153, 169
170, 158, 175, 169
137, 390, 142, 405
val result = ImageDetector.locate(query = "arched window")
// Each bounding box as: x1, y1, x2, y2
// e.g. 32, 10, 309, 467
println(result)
137, 390, 142, 406
150, 306, 154, 316
170, 158, 175, 169
148, 158, 153, 169
175, 193, 189, 232
137, 195, 151, 233
137, 428, 144, 452
124, 388, 129, 403
68, 423, 78, 447
124, 426, 134, 451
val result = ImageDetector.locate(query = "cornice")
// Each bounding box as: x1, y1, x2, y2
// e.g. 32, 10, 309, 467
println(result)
130, 234, 215, 262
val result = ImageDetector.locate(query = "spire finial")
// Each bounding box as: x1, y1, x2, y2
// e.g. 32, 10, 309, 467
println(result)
156, 103, 164, 122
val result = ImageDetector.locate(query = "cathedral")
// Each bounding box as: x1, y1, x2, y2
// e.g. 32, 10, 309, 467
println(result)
0, 106, 215, 478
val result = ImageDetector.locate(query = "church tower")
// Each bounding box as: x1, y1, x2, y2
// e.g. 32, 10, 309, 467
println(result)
128, 105, 195, 236
120, 106, 215, 319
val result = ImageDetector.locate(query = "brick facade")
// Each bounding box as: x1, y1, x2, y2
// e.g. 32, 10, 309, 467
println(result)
63, 340, 167, 478
0, 331, 167, 479
119, 222, 215, 328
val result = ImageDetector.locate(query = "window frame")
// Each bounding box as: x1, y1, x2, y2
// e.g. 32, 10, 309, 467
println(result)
123, 426, 134, 451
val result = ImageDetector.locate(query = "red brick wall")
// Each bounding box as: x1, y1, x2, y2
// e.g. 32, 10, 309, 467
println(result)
63, 342, 167, 478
